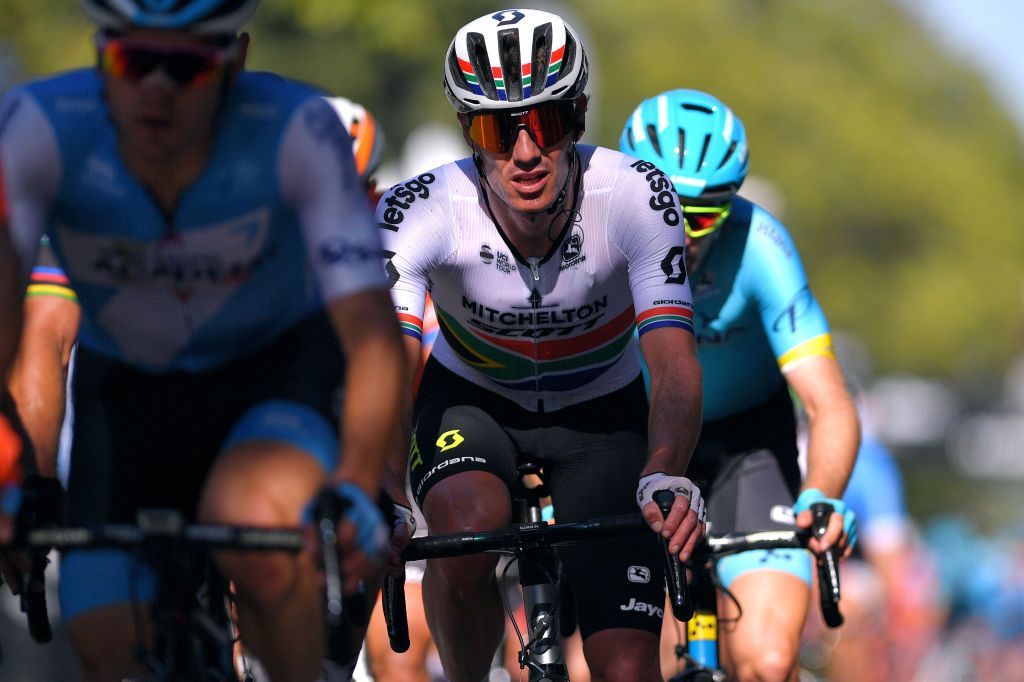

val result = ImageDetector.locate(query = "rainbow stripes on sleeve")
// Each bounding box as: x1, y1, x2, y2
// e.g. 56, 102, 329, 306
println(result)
777, 333, 835, 372
636, 305, 694, 336
27, 266, 78, 303
397, 312, 423, 341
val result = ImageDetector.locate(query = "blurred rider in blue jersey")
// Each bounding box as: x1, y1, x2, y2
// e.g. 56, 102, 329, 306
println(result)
621, 89, 860, 682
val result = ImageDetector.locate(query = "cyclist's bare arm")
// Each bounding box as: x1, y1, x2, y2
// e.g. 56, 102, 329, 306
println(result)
8, 293, 80, 476
326, 290, 405, 495
383, 335, 421, 506
787, 354, 860, 552
638, 326, 703, 558
0, 231, 23, 377
326, 290, 405, 589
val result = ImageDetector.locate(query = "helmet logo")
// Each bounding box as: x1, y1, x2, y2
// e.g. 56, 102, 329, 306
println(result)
141, 0, 177, 10
492, 10, 525, 26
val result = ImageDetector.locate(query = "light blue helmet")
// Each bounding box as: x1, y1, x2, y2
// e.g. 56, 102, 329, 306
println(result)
81, 0, 260, 35
619, 89, 748, 202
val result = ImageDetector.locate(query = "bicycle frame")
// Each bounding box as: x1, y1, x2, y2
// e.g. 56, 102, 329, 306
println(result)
383, 467, 688, 682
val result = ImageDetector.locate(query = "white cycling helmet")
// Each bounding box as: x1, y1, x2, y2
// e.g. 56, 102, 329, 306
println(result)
81, 0, 260, 35
327, 97, 385, 181
443, 8, 589, 113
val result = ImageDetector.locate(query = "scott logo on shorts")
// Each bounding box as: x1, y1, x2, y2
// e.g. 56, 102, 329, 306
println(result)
380, 174, 436, 229
436, 429, 464, 452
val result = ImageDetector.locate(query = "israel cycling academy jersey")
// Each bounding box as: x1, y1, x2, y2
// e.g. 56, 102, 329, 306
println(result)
0, 69, 385, 373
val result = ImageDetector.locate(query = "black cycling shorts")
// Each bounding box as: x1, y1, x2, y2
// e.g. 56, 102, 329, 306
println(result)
410, 359, 667, 639
65, 313, 345, 527
686, 385, 812, 586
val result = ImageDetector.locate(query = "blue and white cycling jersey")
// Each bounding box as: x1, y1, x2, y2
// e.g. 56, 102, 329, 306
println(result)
689, 196, 834, 420
0, 69, 385, 372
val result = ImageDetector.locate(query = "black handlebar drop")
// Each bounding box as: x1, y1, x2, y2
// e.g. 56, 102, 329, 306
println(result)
383, 571, 410, 653
312, 490, 359, 664
809, 501, 844, 628
654, 489, 693, 622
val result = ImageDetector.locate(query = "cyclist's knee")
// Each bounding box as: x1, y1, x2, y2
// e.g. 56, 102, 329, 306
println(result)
584, 631, 661, 682
589, 655, 661, 682
733, 646, 798, 682
422, 471, 511, 533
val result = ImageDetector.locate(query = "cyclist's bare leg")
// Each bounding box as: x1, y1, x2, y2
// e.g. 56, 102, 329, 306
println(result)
718, 570, 809, 682
198, 439, 327, 682
66, 604, 153, 681
421, 470, 511, 682
581, 628, 661, 682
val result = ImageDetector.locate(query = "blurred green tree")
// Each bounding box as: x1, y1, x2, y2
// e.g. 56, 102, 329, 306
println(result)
2, 0, 1021, 381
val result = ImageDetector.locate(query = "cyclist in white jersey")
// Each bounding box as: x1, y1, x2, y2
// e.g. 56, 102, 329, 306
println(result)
379, 10, 705, 682
0, 1, 404, 680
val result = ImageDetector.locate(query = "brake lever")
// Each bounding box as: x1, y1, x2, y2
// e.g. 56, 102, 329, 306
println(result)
654, 489, 693, 621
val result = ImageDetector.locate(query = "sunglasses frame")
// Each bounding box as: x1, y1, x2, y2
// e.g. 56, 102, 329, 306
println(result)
96, 34, 238, 89
463, 100, 579, 154
682, 201, 732, 239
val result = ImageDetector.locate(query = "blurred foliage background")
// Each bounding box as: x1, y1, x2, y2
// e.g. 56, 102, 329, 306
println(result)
2, 0, 1023, 526
3, 0, 1019, 385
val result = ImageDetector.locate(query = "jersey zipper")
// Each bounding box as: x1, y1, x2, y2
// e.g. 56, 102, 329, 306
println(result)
526, 256, 544, 412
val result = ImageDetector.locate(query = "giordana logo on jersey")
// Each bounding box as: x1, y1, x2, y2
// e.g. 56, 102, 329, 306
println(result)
560, 224, 585, 271
627, 566, 651, 584
380, 174, 437, 228
630, 160, 680, 227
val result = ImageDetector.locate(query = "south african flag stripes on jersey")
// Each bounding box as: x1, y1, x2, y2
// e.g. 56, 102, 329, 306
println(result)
635, 306, 694, 336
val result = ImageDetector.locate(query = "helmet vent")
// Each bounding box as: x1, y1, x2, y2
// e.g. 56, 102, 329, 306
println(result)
466, 32, 499, 100
498, 28, 523, 102
646, 125, 661, 157
531, 23, 553, 97
558, 31, 577, 83
447, 47, 473, 92
718, 141, 737, 169
677, 129, 686, 168
681, 103, 714, 114
697, 134, 711, 170
624, 127, 635, 151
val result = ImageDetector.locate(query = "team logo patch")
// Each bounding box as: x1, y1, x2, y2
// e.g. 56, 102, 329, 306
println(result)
627, 565, 651, 584
560, 225, 585, 270
436, 429, 464, 452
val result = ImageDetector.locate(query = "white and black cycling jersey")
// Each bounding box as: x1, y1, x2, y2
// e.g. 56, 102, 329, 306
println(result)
377, 145, 694, 412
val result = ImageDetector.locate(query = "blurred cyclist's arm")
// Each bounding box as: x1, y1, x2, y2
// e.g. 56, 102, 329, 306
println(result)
281, 97, 405, 583
326, 291, 405, 494
7, 258, 79, 477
